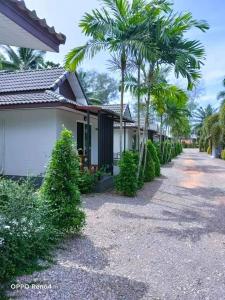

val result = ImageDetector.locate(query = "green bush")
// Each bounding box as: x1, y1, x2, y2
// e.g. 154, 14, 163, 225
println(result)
41, 128, 85, 233
147, 140, 160, 176
221, 149, 225, 160
144, 144, 155, 182
78, 170, 96, 194
0, 179, 59, 283
133, 152, 144, 189
115, 151, 138, 197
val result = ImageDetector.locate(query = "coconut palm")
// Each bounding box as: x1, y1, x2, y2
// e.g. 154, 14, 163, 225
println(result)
217, 78, 225, 107
193, 104, 216, 135
65, 0, 151, 156
0, 46, 45, 70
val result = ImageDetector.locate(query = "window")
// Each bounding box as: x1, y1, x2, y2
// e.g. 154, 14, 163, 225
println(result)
77, 122, 91, 156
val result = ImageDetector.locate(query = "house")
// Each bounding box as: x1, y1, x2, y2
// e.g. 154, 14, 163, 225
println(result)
0, 0, 66, 52
103, 104, 160, 158
0, 68, 132, 178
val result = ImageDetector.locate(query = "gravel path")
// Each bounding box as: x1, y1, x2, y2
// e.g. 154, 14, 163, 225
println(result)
9, 149, 225, 300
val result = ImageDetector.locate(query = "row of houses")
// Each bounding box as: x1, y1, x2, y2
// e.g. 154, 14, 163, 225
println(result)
0, 67, 171, 178
0, 0, 172, 180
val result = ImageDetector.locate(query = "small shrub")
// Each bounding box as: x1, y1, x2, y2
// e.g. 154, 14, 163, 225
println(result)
207, 146, 212, 155
147, 140, 160, 176
144, 144, 155, 182
0, 179, 59, 283
221, 149, 225, 160
78, 170, 96, 194
115, 151, 138, 197
41, 128, 85, 233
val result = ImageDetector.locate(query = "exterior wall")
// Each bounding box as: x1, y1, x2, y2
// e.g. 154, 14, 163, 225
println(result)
113, 127, 136, 157
0, 107, 99, 177
56, 108, 98, 165
0, 108, 57, 176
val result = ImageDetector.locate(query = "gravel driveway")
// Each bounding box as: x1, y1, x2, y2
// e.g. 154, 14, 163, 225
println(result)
9, 149, 225, 299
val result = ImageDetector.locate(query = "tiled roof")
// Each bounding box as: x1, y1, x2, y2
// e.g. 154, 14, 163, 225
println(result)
0, 90, 75, 106
8, 0, 66, 44
0, 68, 66, 93
102, 104, 127, 115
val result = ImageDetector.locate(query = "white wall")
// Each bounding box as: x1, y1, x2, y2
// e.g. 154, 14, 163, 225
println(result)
0, 107, 99, 177
0, 108, 57, 176
56, 108, 98, 165
113, 127, 136, 156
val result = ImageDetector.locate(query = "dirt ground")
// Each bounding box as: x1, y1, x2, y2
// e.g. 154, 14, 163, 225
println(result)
9, 149, 225, 300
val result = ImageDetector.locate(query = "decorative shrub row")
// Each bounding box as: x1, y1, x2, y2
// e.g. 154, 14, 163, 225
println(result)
115, 140, 161, 197
0, 128, 86, 290
154, 141, 182, 165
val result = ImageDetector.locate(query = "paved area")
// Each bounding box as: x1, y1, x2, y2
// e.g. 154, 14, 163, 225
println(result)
10, 149, 225, 299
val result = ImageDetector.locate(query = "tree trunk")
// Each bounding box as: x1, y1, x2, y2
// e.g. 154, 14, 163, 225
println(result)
160, 114, 163, 151
137, 64, 154, 180
137, 63, 141, 152
119, 52, 126, 157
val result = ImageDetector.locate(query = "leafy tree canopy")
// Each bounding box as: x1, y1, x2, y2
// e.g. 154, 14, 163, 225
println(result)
78, 69, 118, 104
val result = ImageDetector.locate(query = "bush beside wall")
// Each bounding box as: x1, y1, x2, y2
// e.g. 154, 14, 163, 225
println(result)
41, 128, 86, 233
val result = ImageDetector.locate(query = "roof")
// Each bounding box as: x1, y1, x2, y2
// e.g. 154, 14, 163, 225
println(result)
0, 68, 133, 123
102, 104, 127, 115
0, 68, 67, 93
0, 0, 66, 52
0, 90, 76, 106
114, 117, 159, 132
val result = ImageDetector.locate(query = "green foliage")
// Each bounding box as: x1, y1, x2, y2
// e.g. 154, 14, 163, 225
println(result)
78, 170, 96, 194
221, 149, 225, 160
211, 123, 221, 147
158, 141, 182, 164
41, 128, 85, 233
144, 145, 155, 182
0, 179, 59, 283
147, 140, 160, 177
78, 69, 118, 104
115, 151, 138, 197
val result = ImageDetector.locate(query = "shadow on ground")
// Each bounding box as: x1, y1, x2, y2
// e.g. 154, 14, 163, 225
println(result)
155, 201, 225, 242
9, 236, 148, 299
84, 177, 164, 211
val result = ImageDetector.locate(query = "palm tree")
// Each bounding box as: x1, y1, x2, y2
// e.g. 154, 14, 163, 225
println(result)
65, 0, 149, 157
217, 78, 225, 107
0, 46, 45, 70
193, 104, 216, 135
152, 84, 189, 145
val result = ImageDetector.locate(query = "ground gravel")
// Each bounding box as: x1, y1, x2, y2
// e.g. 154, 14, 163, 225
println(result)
8, 149, 225, 299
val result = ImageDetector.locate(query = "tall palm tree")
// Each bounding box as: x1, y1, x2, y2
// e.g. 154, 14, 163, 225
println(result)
193, 104, 216, 135
217, 77, 225, 107
65, 0, 149, 157
152, 84, 189, 145
0, 46, 45, 70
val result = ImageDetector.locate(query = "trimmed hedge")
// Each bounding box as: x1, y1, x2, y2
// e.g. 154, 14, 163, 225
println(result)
41, 128, 86, 233
147, 140, 160, 177
115, 151, 138, 197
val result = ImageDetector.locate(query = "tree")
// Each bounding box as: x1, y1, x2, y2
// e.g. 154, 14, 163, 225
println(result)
65, 0, 150, 157
41, 128, 85, 233
78, 69, 118, 104
43, 61, 61, 68
152, 83, 189, 144
193, 104, 216, 136
0, 46, 45, 70
217, 77, 225, 107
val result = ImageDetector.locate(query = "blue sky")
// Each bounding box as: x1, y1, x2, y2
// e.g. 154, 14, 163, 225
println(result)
25, 0, 225, 108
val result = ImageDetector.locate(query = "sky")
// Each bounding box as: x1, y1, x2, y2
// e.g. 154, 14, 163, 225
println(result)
25, 0, 225, 108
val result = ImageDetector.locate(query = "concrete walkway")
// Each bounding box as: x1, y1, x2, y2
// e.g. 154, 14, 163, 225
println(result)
11, 149, 225, 299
